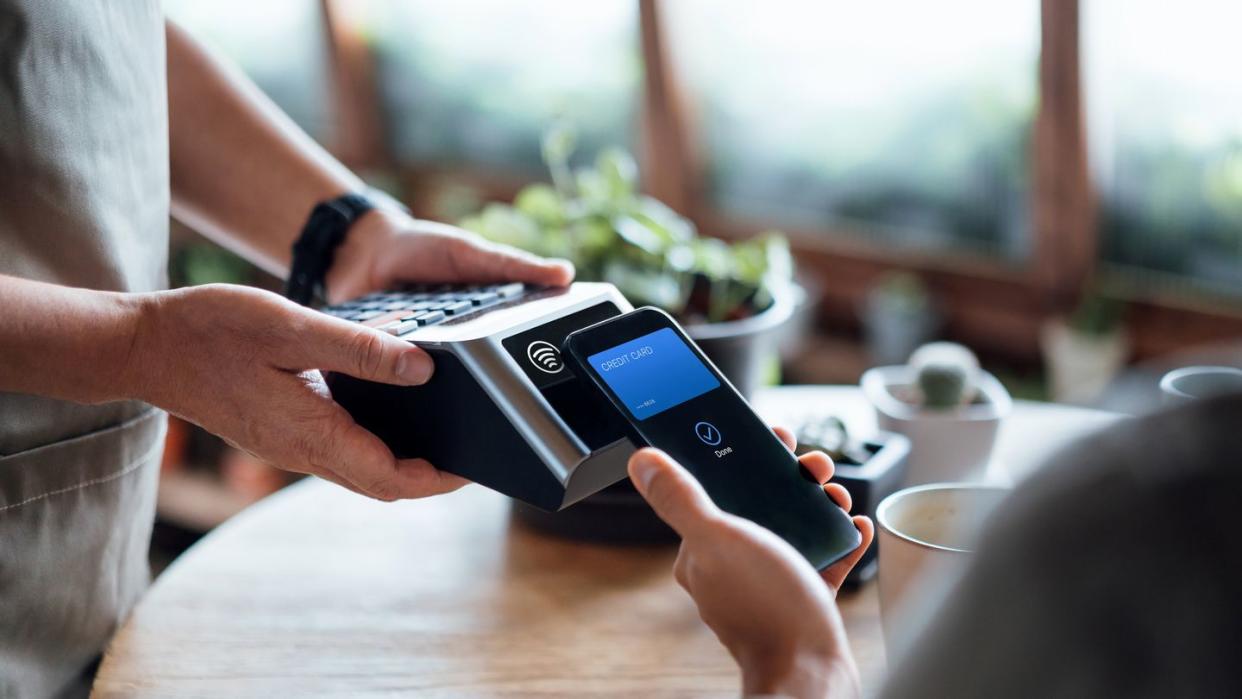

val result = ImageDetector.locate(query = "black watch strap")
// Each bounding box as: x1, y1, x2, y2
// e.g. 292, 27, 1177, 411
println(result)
284, 193, 375, 306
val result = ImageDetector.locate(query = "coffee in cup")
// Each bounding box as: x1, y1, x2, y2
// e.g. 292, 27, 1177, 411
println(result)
876, 483, 1008, 654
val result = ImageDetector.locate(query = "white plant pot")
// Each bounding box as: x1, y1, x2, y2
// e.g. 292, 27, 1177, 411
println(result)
861, 366, 1012, 486
1040, 319, 1128, 405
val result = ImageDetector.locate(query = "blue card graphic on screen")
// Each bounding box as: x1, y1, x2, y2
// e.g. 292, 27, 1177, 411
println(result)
587, 328, 720, 420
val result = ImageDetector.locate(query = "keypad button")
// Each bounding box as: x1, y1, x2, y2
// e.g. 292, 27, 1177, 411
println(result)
322, 283, 531, 327
387, 320, 422, 336
493, 282, 525, 298
416, 310, 447, 325
362, 310, 413, 328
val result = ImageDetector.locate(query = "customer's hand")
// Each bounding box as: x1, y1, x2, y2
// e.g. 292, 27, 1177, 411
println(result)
324, 208, 574, 303
129, 283, 468, 501
628, 429, 874, 698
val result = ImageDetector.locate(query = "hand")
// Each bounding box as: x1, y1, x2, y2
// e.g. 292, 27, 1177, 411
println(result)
129, 283, 468, 501
324, 208, 574, 303
628, 428, 874, 698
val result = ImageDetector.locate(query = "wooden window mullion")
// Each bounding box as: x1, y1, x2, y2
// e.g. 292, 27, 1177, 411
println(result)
1032, 0, 1097, 311
319, 0, 385, 169
638, 0, 700, 218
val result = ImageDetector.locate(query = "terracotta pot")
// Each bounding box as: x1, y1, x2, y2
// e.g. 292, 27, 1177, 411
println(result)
160, 416, 191, 473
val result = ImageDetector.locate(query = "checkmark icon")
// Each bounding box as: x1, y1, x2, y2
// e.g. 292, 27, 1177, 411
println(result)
694, 421, 722, 446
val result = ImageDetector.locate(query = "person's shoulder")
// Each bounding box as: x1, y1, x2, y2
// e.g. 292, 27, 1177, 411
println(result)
879, 392, 1242, 699
1009, 391, 1242, 527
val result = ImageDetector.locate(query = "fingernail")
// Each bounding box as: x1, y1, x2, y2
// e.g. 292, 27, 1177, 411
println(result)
549, 258, 575, 281
630, 450, 660, 492
396, 351, 433, 384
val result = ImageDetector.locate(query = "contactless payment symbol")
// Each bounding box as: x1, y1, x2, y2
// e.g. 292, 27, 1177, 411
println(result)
694, 421, 722, 446
526, 340, 565, 374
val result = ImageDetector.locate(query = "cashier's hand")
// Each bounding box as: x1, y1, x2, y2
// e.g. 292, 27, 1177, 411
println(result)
129, 283, 469, 501
628, 429, 874, 699
323, 208, 575, 304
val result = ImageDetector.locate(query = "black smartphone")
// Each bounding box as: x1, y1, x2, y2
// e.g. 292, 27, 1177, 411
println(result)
563, 307, 862, 570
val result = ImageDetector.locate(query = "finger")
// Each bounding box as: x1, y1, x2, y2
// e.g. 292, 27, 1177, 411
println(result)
450, 236, 575, 287
301, 407, 443, 501
310, 417, 468, 501
287, 309, 434, 386
797, 450, 835, 484
628, 447, 721, 538
772, 425, 797, 452
391, 458, 471, 498
672, 547, 692, 591
824, 483, 853, 512
309, 467, 369, 497
265, 430, 371, 498
820, 515, 875, 595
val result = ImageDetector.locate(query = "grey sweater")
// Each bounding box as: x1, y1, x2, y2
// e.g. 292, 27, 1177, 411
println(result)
881, 392, 1242, 698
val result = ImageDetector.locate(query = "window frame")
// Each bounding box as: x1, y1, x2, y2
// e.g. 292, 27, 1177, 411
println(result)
317, 0, 1242, 362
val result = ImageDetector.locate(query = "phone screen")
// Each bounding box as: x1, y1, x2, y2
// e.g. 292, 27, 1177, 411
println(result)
566, 308, 861, 570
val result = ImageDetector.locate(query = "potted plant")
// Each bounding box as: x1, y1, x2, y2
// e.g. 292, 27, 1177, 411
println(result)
462, 124, 799, 543
861, 342, 1011, 486
460, 123, 798, 398
1041, 289, 1128, 405
861, 272, 940, 365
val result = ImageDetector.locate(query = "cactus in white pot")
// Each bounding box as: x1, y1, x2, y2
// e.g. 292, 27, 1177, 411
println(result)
862, 342, 1011, 486
908, 341, 979, 407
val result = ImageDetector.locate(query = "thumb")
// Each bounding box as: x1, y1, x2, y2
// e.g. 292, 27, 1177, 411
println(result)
291, 311, 435, 385
628, 448, 720, 537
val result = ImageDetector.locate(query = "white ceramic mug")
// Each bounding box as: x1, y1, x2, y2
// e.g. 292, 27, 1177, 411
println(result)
1159, 366, 1242, 407
876, 483, 1009, 655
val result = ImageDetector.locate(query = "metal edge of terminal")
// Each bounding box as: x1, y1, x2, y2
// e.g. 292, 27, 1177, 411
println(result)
444, 283, 634, 492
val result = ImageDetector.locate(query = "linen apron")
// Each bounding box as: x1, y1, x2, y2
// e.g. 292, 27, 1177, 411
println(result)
0, 1, 169, 697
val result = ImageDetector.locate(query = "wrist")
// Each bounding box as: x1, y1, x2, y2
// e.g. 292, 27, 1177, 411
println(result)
288, 192, 400, 306
114, 289, 166, 406
323, 206, 401, 304
741, 649, 860, 699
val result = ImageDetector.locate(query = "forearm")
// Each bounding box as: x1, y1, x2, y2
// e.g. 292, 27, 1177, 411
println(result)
742, 652, 861, 699
165, 20, 362, 277
0, 275, 147, 404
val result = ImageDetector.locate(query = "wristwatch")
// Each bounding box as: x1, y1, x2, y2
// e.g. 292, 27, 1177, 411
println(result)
284, 192, 377, 306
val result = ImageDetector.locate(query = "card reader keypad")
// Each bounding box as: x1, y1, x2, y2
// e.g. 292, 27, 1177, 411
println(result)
321, 282, 529, 337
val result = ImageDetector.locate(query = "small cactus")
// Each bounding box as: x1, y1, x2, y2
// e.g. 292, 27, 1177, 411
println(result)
917, 362, 969, 408
909, 342, 980, 408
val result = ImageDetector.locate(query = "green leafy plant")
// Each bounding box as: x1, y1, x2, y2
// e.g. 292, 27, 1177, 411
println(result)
460, 123, 792, 323
1067, 287, 1125, 337
869, 271, 931, 316
171, 242, 252, 288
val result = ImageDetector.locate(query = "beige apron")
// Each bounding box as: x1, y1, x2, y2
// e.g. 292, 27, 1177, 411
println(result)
0, 1, 169, 697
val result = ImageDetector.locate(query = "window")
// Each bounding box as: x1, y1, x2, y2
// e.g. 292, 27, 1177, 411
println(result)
346, 0, 640, 175
665, 0, 1039, 261
1086, 0, 1242, 300
164, 0, 333, 142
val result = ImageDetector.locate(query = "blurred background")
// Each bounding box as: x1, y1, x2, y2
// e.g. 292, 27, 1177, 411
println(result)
151, 0, 1242, 561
